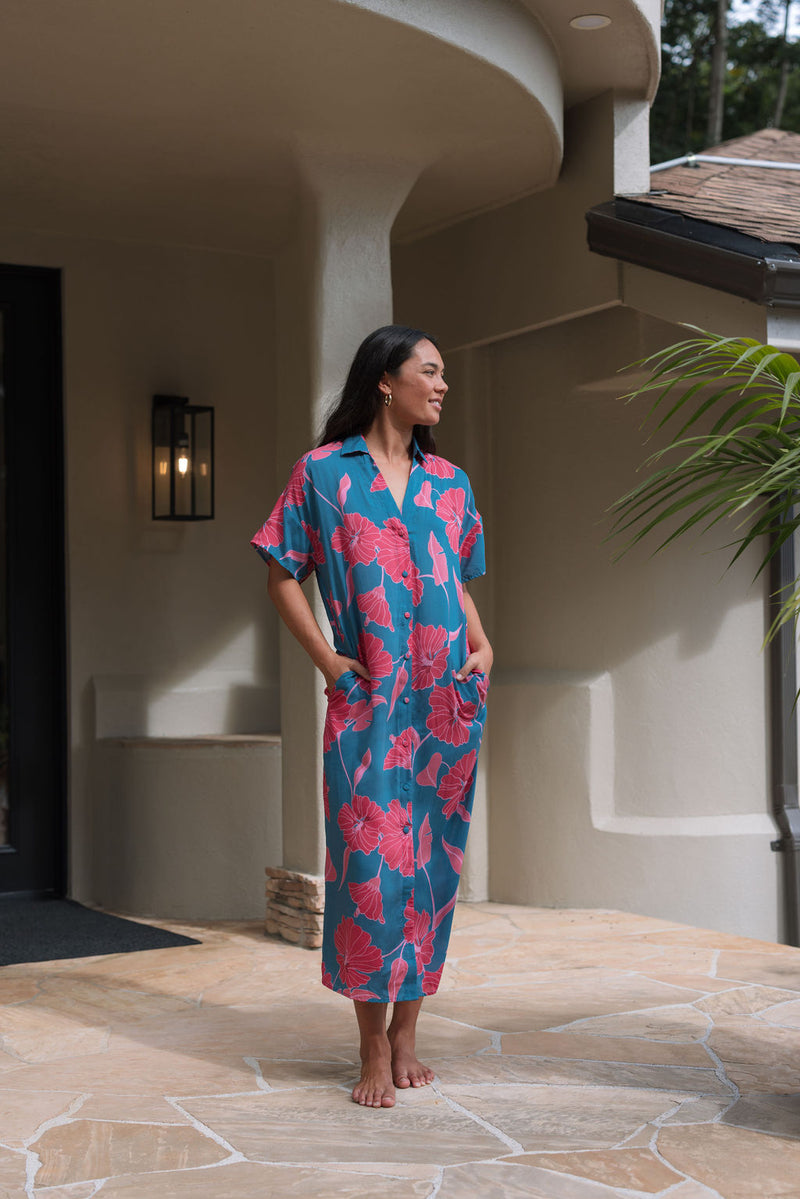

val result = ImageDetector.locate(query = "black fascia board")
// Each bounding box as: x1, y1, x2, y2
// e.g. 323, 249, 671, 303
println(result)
586, 198, 800, 309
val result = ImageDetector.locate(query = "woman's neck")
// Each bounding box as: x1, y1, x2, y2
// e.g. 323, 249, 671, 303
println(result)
364, 411, 414, 463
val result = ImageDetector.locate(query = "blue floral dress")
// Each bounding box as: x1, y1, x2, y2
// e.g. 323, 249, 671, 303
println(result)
251, 434, 488, 1002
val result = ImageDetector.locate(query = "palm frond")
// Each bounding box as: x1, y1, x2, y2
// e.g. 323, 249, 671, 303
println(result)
609, 329, 800, 644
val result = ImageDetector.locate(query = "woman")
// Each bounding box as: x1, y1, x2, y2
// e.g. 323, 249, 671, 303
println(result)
251, 325, 492, 1109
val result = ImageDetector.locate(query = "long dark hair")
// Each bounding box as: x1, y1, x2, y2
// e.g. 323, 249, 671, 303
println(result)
317, 325, 439, 454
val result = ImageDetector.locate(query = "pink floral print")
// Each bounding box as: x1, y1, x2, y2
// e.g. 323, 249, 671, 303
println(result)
408, 623, 449, 690
438, 750, 477, 820
331, 513, 381, 566
426, 683, 477, 747
348, 874, 385, 923
335, 917, 383, 989
435, 488, 466, 552
383, 728, 421, 770
337, 794, 385, 854
379, 799, 415, 875
252, 433, 487, 1001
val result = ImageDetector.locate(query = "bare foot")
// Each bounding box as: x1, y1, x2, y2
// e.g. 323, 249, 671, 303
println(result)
388, 1028, 435, 1090
352, 1035, 395, 1108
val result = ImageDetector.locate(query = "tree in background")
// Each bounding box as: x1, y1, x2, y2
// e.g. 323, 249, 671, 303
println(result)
772, 0, 796, 124
652, 0, 799, 163
708, 0, 730, 146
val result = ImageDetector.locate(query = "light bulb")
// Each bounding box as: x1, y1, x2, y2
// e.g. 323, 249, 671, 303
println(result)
176, 435, 190, 476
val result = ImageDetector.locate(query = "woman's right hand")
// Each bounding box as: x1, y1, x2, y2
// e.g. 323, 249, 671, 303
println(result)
265, 562, 373, 694
323, 654, 371, 692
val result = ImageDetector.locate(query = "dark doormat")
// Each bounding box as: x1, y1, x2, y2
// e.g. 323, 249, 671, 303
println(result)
0, 897, 201, 966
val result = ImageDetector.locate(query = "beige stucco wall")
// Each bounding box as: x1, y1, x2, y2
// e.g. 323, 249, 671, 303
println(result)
394, 89, 780, 940
428, 306, 778, 940
0, 230, 282, 911
392, 92, 622, 351
93, 738, 281, 919
434, 314, 777, 940
485, 306, 778, 940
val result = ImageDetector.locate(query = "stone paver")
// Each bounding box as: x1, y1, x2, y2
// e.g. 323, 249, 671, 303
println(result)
0, 903, 799, 1197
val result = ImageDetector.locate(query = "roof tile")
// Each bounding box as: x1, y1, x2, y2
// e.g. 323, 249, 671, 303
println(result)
631, 129, 800, 249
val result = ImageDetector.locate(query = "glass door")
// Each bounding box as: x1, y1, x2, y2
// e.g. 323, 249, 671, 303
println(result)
0, 265, 66, 896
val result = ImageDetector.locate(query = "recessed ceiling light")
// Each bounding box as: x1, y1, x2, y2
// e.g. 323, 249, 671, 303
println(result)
570, 14, 612, 29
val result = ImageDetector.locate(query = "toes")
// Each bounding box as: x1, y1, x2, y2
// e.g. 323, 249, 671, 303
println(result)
353, 1079, 395, 1107
394, 1062, 435, 1089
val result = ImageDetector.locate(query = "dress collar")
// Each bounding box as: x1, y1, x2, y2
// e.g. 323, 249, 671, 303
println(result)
340, 433, 426, 464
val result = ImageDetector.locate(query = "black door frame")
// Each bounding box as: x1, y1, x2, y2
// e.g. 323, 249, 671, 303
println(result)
0, 264, 67, 897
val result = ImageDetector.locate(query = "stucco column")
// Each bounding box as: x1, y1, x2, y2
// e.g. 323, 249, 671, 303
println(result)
274, 148, 421, 877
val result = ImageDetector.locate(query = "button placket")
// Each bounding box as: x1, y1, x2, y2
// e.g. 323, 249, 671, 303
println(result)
405, 513, 419, 908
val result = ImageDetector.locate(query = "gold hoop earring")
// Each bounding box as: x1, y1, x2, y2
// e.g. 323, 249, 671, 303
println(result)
384, 393, 393, 407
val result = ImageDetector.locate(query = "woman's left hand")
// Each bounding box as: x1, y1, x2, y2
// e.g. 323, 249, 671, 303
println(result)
456, 645, 493, 681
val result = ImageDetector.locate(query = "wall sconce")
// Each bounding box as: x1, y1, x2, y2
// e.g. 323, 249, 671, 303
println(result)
152, 394, 214, 521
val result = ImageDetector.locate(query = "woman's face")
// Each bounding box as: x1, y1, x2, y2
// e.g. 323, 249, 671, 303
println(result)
380, 339, 447, 428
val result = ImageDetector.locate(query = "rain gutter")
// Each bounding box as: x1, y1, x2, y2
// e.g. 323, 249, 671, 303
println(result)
586, 199, 800, 308
770, 523, 800, 948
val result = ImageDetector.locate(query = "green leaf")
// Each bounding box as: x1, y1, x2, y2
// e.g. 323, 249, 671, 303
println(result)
610, 329, 800, 649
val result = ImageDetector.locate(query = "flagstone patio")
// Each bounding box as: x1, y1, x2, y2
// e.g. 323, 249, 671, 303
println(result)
1, 902, 800, 1198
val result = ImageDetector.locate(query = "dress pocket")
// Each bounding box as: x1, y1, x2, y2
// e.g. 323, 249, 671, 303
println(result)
456, 670, 489, 708
326, 668, 358, 698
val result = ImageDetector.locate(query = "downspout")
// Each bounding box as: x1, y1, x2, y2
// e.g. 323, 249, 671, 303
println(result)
769, 521, 800, 947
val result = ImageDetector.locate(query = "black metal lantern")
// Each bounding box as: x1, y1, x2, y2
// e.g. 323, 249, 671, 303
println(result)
152, 394, 214, 521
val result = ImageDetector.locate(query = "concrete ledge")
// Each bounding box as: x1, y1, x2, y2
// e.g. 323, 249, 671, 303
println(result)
92, 737, 282, 921
92, 673, 280, 739
102, 734, 281, 749
488, 673, 780, 941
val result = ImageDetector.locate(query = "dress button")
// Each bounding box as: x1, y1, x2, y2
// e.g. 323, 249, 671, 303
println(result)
402, 570, 408, 578
403, 697, 410, 704
403, 783, 410, 792
404, 651, 411, 660
403, 825, 410, 834
404, 611, 411, 620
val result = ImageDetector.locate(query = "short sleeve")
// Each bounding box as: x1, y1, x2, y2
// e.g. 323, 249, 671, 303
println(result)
459, 484, 486, 581
250, 456, 317, 583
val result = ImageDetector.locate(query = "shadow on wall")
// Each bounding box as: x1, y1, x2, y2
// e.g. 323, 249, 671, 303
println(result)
480, 305, 776, 936
488, 305, 767, 676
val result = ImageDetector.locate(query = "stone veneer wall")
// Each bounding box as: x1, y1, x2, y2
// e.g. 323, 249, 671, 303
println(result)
265, 867, 324, 948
